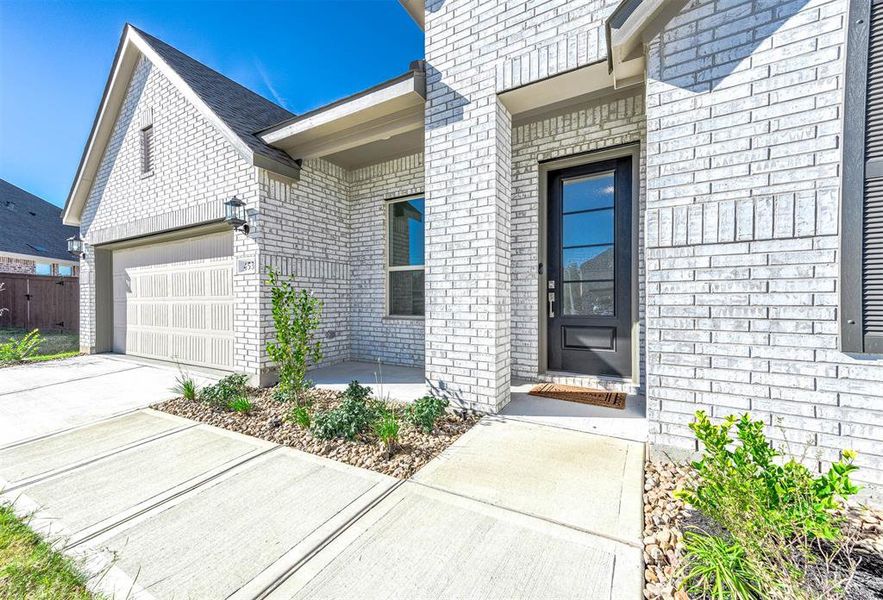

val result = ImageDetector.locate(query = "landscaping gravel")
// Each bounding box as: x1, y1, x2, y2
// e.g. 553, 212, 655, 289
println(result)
153, 388, 480, 479
642, 460, 883, 600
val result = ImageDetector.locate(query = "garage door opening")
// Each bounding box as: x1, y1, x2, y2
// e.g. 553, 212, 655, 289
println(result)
111, 231, 234, 370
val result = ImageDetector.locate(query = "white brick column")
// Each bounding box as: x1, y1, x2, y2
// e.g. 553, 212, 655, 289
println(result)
424, 64, 512, 411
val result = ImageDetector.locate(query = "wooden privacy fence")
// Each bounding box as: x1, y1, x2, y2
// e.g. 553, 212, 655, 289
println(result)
0, 273, 79, 332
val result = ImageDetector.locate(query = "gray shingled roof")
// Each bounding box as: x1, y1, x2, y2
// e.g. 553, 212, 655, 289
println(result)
132, 27, 300, 172
0, 179, 77, 261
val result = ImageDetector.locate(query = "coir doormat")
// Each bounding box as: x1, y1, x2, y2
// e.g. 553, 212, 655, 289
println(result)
528, 383, 626, 410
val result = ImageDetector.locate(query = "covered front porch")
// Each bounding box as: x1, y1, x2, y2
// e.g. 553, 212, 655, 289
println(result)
309, 360, 648, 443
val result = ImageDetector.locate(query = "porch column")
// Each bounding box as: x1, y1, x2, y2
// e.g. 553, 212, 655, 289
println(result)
424, 73, 512, 412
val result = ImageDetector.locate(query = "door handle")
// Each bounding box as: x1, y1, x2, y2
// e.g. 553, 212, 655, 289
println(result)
548, 291, 555, 318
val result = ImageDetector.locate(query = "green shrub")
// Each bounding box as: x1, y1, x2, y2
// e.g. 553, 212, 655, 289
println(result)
228, 396, 253, 414
289, 405, 311, 429
200, 373, 249, 410
0, 329, 44, 363
266, 268, 322, 405
311, 381, 377, 440
406, 395, 448, 433
373, 409, 400, 458
676, 411, 861, 599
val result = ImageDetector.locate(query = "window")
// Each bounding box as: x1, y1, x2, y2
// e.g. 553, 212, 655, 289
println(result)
387, 196, 424, 317
35, 263, 51, 276
58, 265, 73, 277
140, 125, 154, 174
843, 0, 883, 353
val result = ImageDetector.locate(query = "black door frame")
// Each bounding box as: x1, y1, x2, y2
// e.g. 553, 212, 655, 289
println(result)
538, 145, 638, 381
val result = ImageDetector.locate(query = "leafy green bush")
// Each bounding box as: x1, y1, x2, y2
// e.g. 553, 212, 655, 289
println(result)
200, 373, 249, 410
228, 396, 253, 414
373, 408, 400, 458
311, 381, 378, 440
289, 405, 311, 429
266, 268, 322, 405
676, 411, 861, 600
406, 395, 448, 433
0, 329, 44, 363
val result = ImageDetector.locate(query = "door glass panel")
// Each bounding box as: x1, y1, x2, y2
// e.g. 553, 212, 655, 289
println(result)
562, 281, 614, 316
563, 245, 614, 281
563, 173, 615, 213
563, 208, 613, 247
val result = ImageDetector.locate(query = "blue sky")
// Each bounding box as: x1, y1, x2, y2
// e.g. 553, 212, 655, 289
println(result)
0, 0, 422, 207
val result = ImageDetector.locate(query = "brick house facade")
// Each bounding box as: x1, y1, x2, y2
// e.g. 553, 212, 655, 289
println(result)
64, 1, 883, 485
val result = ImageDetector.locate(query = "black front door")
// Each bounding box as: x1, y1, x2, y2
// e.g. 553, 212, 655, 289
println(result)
547, 157, 632, 378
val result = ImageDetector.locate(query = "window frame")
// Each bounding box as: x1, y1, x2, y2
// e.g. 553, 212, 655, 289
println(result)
842, 0, 878, 353
385, 194, 425, 319
140, 124, 154, 177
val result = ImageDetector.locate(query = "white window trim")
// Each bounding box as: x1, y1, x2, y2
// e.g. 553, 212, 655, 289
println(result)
385, 194, 425, 319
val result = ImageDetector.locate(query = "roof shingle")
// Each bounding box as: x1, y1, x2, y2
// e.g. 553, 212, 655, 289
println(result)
0, 179, 77, 262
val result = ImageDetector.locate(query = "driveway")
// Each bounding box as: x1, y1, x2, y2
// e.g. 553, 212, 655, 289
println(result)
0, 355, 217, 446
0, 359, 644, 599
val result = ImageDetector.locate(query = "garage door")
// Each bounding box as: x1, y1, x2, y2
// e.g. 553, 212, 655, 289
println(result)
112, 232, 235, 370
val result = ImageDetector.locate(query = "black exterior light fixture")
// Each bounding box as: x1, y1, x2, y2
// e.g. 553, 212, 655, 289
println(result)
67, 234, 85, 257
224, 196, 249, 234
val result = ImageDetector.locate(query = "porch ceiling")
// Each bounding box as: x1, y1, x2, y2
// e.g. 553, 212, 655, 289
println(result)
259, 66, 425, 170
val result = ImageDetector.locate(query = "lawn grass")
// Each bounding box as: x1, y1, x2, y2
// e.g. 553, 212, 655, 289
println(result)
0, 504, 95, 599
0, 328, 79, 359
23, 351, 81, 364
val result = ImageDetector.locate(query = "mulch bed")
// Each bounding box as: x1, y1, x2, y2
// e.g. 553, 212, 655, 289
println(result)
642, 460, 883, 600
152, 388, 481, 479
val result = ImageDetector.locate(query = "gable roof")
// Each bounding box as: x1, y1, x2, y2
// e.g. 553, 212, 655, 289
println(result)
63, 24, 301, 226
0, 179, 78, 262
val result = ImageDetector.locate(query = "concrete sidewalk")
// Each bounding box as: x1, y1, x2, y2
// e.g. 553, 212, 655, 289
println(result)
0, 355, 217, 446
1, 407, 644, 599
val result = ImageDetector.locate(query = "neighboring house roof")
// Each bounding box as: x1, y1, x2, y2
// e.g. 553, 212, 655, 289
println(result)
0, 179, 78, 262
63, 24, 301, 226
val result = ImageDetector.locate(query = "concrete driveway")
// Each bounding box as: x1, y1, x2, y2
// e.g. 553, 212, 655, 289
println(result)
0, 358, 644, 599
0, 355, 217, 446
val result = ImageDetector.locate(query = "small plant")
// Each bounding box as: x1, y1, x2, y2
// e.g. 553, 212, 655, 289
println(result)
373, 409, 400, 459
675, 411, 862, 600
406, 395, 449, 433
266, 268, 323, 405
172, 367, 198, 401
0, 329, 44, 363
311, 380, 378, 440
200, 373, 249, 410
228, 396, 253, 414
680, 531, 761, 600
289, 405, 311, 429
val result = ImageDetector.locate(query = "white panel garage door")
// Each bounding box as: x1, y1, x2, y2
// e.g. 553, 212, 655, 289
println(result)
112, 232, 235, 370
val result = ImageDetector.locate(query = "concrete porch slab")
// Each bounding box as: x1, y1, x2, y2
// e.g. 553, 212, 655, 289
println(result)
81, 448, 397, 600
505, 380, 649, 443
310, 360, 427, 403
0, 410, 190, 489
4, 424, 270, 544
265, 482, 642, 600
412, 417, 645, 544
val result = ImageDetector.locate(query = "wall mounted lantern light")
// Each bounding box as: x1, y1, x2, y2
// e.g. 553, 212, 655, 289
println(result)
224, 196, 249, 234
67, 234, 85, 257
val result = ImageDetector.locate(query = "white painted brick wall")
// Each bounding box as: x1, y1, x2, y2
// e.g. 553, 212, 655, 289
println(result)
646, 0, 883, 484
78, 55, 261, 370
350, 154, 425, 367
425, 0, 620, 412
0, 257, 35, 274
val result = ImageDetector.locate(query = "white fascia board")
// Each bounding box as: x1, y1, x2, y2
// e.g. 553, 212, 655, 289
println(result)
397, 0, 424, 29
606, 0, 688, 87
261, 74, 424, 147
